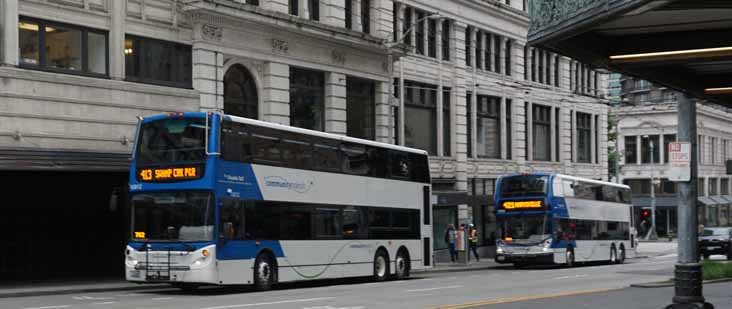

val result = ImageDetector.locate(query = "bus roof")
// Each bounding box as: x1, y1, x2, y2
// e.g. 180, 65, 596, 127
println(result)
225, 114, 429, 156
499, 173, 630, 190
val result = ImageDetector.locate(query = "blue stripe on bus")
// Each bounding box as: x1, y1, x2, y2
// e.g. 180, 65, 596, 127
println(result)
215, 161, 263, 200
216, 240, 285, 260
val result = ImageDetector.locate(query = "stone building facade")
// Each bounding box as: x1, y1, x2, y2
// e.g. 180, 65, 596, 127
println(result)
0, 0, 608, 278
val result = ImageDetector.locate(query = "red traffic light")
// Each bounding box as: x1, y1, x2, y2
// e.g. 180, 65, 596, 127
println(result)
642, 209, 651, 218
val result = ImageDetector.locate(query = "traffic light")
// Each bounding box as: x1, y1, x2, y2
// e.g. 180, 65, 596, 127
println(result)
642, 208, 651, 220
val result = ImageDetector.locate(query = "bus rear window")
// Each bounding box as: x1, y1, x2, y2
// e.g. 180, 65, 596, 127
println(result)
136, 118, 207, 165
499, 175, 548, 198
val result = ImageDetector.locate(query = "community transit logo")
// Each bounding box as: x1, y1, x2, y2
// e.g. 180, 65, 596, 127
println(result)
264, 176, 314, 194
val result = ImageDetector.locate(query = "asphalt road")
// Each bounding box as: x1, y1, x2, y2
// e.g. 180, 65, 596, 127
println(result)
0, 254, 702, 309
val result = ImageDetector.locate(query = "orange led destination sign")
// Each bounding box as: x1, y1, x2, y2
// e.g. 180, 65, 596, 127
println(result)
502, 200, 543, 210
138, 166, 200, 182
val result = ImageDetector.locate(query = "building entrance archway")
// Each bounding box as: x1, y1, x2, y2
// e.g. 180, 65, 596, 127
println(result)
224, 64, 259, 119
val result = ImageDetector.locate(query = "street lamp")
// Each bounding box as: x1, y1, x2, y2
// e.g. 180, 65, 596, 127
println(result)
384, 13, 442, 145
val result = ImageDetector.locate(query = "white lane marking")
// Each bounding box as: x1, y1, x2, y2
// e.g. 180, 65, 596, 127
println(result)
420, 278, 434, 281
405, 285, 463, 292
554, 274, 589, 280
115, 293, 143, 297
200, 297, 336, 309
73, 296, 114, 300
152, 297, 174, 300
303, 306, 364, 309
23, 306, 72, 309
446, 277, 457, 279
93, 302, 117, 305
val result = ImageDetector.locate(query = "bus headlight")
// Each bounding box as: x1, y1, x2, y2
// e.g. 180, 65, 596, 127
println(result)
496, 247, 504, 254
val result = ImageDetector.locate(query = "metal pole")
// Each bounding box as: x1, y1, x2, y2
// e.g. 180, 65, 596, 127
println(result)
668, 94, 712, 309
649, 139, 657, 240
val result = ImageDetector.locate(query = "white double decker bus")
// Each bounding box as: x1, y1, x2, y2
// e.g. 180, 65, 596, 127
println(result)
125, 112, 432, 290
494, 173, 636, 267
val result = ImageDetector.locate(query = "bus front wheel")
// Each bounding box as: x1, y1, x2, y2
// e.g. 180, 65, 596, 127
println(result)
565, 249, 575, 268
610, 246, 618, 264
254, 254, 274, 291
373, 249, 390, 281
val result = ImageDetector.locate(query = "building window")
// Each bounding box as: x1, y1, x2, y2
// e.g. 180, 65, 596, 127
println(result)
475, 30, 483, 69
428, 18, 436, 58
361, 0, 370, 33
506, 99, 512, 159
711, 137, 717, 165
663, 134, 676, 164
531, 49, 537, 82
556, 108, 561, 161
443, 88, 451, 156
346, 77, 375, 140
698, 135, 705, 165
537, 50, 544, 84
624, 179, 651, 195
554, 55, 560, 87
246, 0, 259, 5
641, 135, 660, 164
485, 34, 492, 72
477, 95, 501, 159
402, 7, 411, 45
494, 35, 501, 74
441, 20, 450, 61
505, 39, 512, 76
724, 139, 729, 162
576, 112, 592, 163
625, 136, 637, 164
722, 178, 730, 195
125, 35, 191, 88
224, 65, 259, 119
523, 46, 528, 81
309, 0, 320, 21
465, 26, 472, 67
19, 18, 108, 77
346, 0, 353, 29
290, 67, 325, 131
467, 93, 473, 158
595, 115, 599, 164
415, 10, 425, 55
404, 80, 438, 155
532, 104, 551, 161
289, 0, 299, 16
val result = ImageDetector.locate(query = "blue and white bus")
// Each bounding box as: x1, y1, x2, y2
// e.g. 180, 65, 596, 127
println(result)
494, 173, 635, 267
125, 112, 432, 290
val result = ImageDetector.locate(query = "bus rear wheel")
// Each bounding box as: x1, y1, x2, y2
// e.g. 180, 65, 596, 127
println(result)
373, 249, 390, 281
617, 245, 626, 264
254, 254, 274, 291
394, 248, 410, 279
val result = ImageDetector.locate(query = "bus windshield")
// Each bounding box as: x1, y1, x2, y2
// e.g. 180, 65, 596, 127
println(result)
136, 118, 207, 165
131, 192, 214, 242
499, 175, 548, 198
499, 215, 550, 244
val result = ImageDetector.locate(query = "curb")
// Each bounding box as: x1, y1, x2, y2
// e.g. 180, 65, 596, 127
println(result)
631, 278, 732, 289
0, 284, 170, 299
416, 265, 499, 274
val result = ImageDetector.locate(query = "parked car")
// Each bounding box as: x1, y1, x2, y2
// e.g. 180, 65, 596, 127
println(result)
699, 227, 732, 260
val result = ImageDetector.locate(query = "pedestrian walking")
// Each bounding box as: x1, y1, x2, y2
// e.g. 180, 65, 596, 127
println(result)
444, 224, 457, 262
468, 224, 480, 262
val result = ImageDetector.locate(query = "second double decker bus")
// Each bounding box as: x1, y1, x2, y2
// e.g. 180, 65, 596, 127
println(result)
125, 112, 432, 290
494, 173, 635, 267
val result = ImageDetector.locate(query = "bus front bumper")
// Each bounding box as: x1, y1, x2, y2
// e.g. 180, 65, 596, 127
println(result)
494, 253, 554, 264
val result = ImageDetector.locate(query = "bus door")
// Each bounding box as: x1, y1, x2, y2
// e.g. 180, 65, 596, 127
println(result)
217, 200, 250, 284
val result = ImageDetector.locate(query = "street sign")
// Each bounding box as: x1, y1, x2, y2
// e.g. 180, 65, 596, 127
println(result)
668, 142, 691, 182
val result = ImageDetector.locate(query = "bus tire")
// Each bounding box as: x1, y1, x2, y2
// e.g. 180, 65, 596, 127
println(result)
254, 253, 275, 291
565, 248, 575, 268
394, 248, 410, 279
373, 249, 390, 282
618, 245, 626, 264
610, 246, 618, 264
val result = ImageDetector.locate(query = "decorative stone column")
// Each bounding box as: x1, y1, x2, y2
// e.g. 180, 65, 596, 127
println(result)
1, 0, 19, 66
193, 47, 224, 112
375, 81, 391, 143
262, 62, 290, 125
325, 72, 347, 135
109, 0, 126, 80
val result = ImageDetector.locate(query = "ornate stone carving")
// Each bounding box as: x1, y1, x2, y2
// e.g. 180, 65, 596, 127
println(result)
201, 24, 223, 41
271, 39, 289, 53
528, 0, 605, 35
332, 50, 346, 65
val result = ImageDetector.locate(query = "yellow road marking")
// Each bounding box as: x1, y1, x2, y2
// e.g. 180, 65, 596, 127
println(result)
430, 287, 623, 309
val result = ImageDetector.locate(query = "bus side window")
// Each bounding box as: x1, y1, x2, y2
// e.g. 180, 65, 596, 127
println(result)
367, 147, 387, 178
342, 207, 363, 239
221, 122, 252, 163
341, 143, 370, 176
220, 200, 246, 240
388, 151, 410, 180
252, 133, 282, 164
282, 137, 312, 169
313, 139, 341, 172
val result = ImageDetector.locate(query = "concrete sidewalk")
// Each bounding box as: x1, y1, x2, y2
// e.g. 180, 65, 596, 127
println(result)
636, 239, 678, 258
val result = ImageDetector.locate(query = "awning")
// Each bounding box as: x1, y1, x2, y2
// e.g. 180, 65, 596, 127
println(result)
710, 196, 730, 205
698, 197, 719, 206
722, 196, 732, 203
632, 196, 678, 208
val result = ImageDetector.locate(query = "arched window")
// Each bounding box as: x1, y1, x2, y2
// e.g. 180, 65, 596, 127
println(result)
224, 65, 258, 119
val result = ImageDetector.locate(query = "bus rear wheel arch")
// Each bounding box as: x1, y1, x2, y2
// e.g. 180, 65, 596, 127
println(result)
254, 250, 277, 291
394, 247, 411, 279
373, 248, 390, 281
